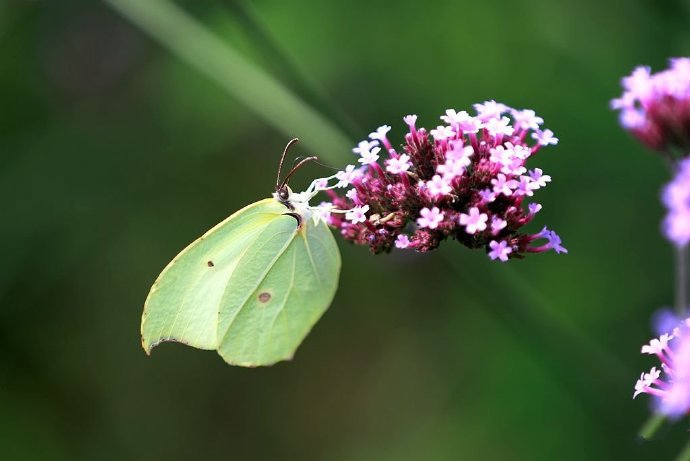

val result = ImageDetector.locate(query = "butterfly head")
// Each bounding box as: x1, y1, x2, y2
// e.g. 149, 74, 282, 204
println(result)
275, 183, 293, 209
273, 138, 350, 226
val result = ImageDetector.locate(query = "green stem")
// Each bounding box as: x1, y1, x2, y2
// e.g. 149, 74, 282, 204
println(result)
637, 210, 689, 441
637, 412, 665, 441
105, 0, 353, 162
676, 245, 688, 316
677, 438, 690, 461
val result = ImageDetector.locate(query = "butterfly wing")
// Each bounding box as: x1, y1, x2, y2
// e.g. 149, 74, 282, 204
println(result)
141, 198, 341, 367
142, 199, 288, 353
216, 211, 340, 366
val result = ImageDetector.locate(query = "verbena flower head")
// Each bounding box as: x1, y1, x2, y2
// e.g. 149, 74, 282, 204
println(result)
635, 317, 690, 418
611, 58, 690, 152
662, 157, 690, 247
323, 103, 566, 261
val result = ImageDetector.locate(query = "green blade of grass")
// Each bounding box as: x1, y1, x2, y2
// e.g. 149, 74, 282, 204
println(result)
223, 0, 363, 142
105, 0, 353, 163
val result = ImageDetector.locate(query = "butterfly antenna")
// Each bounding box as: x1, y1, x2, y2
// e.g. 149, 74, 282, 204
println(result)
291, 156, 340, 172
280, 156, 319, 189
276, 138, 300, 190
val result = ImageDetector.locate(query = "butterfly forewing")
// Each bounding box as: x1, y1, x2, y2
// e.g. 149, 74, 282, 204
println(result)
141, 199, 286, 353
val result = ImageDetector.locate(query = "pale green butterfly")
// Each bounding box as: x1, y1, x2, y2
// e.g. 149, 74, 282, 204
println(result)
141, 139, 346, 367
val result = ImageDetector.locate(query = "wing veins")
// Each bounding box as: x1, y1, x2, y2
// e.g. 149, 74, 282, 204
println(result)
184, 229, 264, 348
258, 243, 297, 361
300, 231, 323, 287
309, 230, 340, 261
162, 219, 267, 346
217, 223, 297, 343
150, 209, 271, 347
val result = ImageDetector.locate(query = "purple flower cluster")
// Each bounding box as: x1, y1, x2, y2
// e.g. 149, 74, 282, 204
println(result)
635, 318, 690, 418
611, 58, 690, 152
323, 102, 567, 261
662, 158, 690, 247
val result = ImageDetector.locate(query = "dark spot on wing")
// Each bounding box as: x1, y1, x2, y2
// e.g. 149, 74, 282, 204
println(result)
258, 292, 271, 303
207, 260, 214, 267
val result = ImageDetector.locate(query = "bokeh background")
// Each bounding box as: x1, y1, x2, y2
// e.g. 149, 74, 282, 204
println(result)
3, 0, 690, 459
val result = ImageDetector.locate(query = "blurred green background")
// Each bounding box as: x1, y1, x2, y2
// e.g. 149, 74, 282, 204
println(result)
2, 0, 690, 459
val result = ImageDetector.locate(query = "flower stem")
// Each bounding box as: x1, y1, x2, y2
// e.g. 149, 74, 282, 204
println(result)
676, 439, 690, 461
638, 181, 689, 441
676, 245, 688, 316
637, 412, 665, 441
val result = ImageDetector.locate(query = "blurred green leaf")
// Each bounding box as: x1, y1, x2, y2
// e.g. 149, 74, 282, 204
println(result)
106, 0, 353, 162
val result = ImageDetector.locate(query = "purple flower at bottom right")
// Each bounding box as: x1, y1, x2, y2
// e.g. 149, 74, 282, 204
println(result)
635, 318, 690, 418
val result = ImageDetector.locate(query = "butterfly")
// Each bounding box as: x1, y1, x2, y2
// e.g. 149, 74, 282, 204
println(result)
141, 139, 342, 367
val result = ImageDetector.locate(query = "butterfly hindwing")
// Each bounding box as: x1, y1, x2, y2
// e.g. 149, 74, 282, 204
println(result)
217, 213, 340, 366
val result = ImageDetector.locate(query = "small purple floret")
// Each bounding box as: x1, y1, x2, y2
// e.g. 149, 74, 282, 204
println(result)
488, 240, 512, 262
